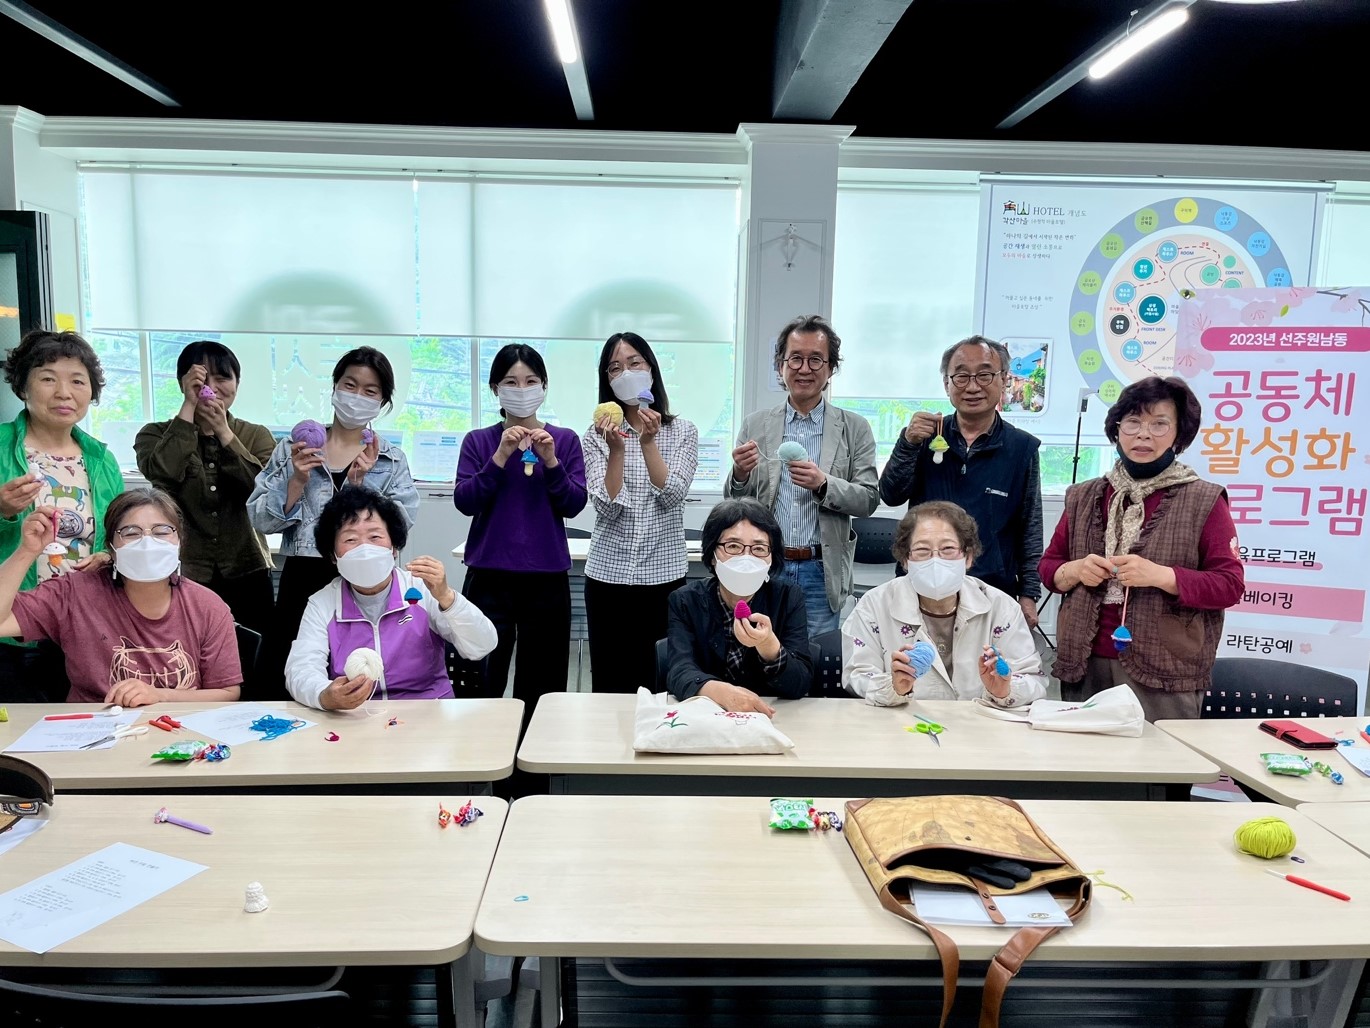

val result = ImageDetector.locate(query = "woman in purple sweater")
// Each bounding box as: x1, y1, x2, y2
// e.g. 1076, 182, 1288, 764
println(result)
454, 344, 587, 712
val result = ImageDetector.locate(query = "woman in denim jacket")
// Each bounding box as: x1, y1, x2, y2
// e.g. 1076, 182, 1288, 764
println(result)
249, 346, 419, 694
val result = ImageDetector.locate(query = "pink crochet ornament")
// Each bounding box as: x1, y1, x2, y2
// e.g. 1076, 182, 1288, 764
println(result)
734, 600, 752, 622
198, 385, 217, 401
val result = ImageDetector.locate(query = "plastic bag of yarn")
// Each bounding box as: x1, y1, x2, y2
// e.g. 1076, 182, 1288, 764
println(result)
151, 740, 214, 762
769, 797, 814, 830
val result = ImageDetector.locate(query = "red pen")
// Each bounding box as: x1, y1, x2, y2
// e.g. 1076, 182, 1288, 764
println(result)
1265, 869, 1351, 901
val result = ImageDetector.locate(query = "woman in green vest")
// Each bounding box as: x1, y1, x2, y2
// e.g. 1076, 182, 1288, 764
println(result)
0, 329, 124, 702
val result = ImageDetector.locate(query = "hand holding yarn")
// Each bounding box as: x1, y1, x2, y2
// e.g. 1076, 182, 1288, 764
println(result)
776, 440, 808, 464
592, 402, 628, 449
0, 472, 44, 518
978, 645, 1012, 699
891, 640, 935, 696
346, 431, 380, 487
732, 609, 780, 660
404, 556, 454, 608
928, 413, 950, 464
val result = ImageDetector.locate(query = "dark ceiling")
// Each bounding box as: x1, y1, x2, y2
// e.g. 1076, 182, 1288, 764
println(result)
3, 0, 1367, 152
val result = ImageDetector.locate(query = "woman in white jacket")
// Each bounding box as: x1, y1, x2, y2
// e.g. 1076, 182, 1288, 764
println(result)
842, 500, 1045, 707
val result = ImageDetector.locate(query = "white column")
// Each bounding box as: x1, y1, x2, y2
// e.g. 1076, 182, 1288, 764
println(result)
0, 106, 84, 422
735, 123, 853, 422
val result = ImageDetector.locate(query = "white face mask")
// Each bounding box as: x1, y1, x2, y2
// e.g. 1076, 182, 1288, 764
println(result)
906, 556, 966, 601
113, 536, 181, 582
332, 388, 383, 429
497, 384, 546, 418
714, 554, 770, 599
336, 544, 396, 589
609, 369, 654, 406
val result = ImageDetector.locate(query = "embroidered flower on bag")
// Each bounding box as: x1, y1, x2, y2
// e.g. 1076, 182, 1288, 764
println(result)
661, 711, 687, 728
718, 711, 755, 721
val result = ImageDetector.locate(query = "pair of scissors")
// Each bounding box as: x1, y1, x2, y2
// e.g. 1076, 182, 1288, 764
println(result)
904, 714, 945, 747
80, 723, 149, 749
149, 715, 182, 733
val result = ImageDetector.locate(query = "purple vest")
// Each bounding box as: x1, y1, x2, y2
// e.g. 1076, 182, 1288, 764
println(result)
327, 574, 454, 700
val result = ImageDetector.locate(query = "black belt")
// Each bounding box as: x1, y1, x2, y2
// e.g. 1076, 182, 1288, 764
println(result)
783, 544, 822, 561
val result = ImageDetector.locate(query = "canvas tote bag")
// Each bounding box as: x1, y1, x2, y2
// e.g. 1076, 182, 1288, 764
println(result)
844, 795, 1091, 1027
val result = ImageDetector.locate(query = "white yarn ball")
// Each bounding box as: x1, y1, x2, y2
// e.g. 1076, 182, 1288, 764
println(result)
344, 647, 384, 681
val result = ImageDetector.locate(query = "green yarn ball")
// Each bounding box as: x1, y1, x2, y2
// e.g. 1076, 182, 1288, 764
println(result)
1233, 816, 1297, 859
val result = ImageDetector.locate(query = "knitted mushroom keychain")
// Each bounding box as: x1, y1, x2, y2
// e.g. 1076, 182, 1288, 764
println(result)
1111, 586, 1133, 652
928, 413, 950, 464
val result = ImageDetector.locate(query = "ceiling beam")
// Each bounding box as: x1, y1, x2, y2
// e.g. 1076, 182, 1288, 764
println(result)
772, 0, 914, 120
997, 0, 1197, 130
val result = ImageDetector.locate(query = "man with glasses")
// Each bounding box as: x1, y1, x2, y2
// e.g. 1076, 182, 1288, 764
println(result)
728, 315, 879, 636
879, 335, 1044, 630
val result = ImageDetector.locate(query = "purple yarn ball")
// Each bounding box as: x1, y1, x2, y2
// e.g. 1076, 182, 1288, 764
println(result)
291, 420, 327, 449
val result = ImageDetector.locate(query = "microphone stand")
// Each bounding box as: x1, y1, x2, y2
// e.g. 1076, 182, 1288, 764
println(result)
1035, 389, 1099, 650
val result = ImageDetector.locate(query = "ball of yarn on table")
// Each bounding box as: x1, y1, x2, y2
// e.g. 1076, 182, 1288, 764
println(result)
291, 420, 327, 449
777, 440, 808, 463
907, 640, 936, 678
1234, 816, 1297, 859
344, 647, 384, 682
592, 401, 624, 429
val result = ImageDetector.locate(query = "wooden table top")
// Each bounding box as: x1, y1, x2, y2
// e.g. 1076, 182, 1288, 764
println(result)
0, 793, 507, 967
0, 699, 524, 789
1157, 716, 1370, 806
476, 794, 1370, 962
519, 693, 1220, 784
1297, 802, 1370, 857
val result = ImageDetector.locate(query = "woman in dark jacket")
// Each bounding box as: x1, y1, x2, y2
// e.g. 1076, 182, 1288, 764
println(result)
666, 498, 812, 714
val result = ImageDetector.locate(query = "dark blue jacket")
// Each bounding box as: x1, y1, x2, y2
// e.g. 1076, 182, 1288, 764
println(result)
878, 413, 1043, 600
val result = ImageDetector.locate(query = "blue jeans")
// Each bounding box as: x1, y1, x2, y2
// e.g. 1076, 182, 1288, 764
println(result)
781, 558, 840, 637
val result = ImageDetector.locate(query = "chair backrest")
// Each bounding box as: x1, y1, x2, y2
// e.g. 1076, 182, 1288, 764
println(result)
234, 623, 262, 679
566, 527, 592, 539
853, 516, 900, 566
1203, 657, 1359, 719
811, 628, 846, 697
0, 976, 349, 1027
445, 644, 488, 692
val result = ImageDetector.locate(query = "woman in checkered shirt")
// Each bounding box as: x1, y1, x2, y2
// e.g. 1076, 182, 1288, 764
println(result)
582, 332, 699, 692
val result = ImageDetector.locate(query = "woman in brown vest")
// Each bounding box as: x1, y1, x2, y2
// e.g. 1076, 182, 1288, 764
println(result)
1040, 376, 1244, 721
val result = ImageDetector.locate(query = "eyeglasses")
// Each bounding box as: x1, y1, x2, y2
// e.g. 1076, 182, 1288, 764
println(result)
606, 357, 648, 377
946, 371, 1004, 388
908, 545, 964, 562
717, 541, 771, 558
784, 354, 829, 371
115, 524, 178, 542
1118, 417, 1175, 437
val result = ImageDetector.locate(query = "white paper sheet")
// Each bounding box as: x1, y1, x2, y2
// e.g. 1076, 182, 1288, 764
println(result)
0, 816, 47, 857
3, 712, 142, 753
0, 842, 207, 953
174, 704, 316, 745
1338, 746, 1370, 777
910, 883, 1073, 927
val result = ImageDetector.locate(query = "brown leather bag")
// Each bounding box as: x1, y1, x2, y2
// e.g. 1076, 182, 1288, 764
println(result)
844, 795, 1091, 1028
0, 754, 54, 837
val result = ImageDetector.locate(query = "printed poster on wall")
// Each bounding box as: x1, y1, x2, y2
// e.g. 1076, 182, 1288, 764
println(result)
1175, 286, 1369, 709
977, 181, 1324, 447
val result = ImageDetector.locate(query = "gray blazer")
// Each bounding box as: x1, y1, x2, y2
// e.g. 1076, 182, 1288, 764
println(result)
726, 400, 879, 613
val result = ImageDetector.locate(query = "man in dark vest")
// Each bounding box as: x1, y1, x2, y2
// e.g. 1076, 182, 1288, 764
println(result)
879, 335, 1043, 629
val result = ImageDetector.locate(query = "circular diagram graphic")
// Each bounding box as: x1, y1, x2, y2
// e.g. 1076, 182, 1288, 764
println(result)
1069, 198, 1291, 396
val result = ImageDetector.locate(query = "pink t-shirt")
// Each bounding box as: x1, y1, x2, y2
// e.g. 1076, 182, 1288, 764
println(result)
12, 572, 242, 704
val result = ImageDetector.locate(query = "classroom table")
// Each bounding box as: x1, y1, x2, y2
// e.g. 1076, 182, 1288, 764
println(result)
0, 699, 523, 793
0, 793, 506, 1028
1157, 716, 1369, 807
518, 693, 1221, 799
1298, 802, 1370, 857
476, 794, 1370, 1028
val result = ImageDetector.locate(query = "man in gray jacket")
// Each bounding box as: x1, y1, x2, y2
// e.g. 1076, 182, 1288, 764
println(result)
728, 315, 879, 636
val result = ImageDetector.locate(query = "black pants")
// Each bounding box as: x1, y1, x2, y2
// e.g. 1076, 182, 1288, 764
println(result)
258, 555, 337, 702
201, 568, 275, 697
584, 576, 685, 693
0, 640, 70, 703
461, 567, 571, 798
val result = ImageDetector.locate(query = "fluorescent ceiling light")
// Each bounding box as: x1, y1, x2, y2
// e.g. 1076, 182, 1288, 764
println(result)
1208, 1, 1301, 4
1088, 8, 1189, 79
543, 0, 579, 64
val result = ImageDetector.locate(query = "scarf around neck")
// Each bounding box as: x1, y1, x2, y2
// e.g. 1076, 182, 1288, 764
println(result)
1103, 457, 1199, 558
